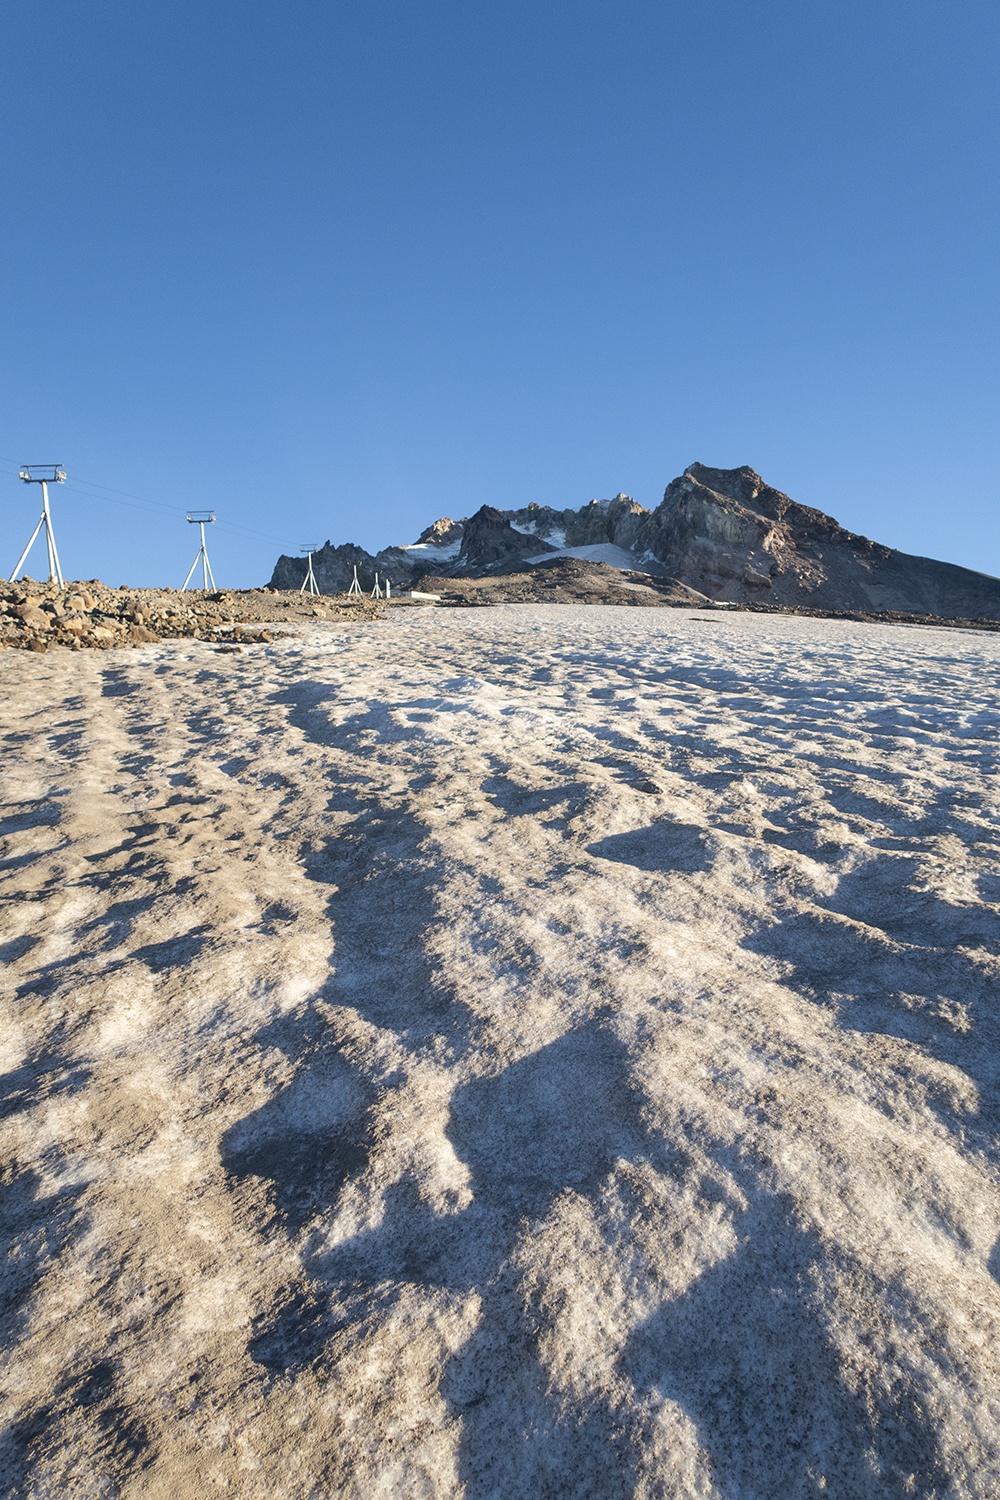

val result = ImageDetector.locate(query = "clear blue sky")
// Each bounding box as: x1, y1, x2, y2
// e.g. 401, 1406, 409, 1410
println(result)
2, 0, 997, 588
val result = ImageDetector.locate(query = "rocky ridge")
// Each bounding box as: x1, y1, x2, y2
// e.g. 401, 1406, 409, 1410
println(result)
450, 505, 557, 572
640, 464, 1000, 616
268, 463, 1000, 620
269, 542, 416, 596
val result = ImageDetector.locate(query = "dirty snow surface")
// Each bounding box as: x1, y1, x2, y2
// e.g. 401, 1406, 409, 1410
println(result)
4, 605, 1000, 1499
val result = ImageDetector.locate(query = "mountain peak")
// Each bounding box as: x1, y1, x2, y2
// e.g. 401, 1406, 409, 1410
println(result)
266, 464, 1000, 619
415, 516, 464, 547
683, 463, 769, 507
454, 505, 556, 572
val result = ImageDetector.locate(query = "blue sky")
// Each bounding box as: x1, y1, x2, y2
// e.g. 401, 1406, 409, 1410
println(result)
2, 0, 997, 588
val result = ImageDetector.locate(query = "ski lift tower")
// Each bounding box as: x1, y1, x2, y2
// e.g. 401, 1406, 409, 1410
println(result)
11, 465, 67, 588
181, 511, 217, 591
299, 544, 320, 596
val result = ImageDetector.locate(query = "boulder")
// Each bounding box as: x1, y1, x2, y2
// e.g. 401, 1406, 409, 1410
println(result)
15, 604, 52, 631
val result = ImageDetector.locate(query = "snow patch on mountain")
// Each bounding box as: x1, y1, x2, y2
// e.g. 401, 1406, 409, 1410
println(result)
526, 542, 638, 570
510, 522, 568, 547
401, 540, 463, 562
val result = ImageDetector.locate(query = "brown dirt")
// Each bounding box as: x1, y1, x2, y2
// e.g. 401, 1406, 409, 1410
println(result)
417, 557, 705, 607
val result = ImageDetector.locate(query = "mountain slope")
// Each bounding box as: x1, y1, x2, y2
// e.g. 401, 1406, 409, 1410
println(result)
267, 464, 1000, 619
635, 465, 1000, 616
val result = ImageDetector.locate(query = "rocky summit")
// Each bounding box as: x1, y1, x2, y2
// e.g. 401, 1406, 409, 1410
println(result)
642, 464, 1000, 617
268, 463, 1000, 619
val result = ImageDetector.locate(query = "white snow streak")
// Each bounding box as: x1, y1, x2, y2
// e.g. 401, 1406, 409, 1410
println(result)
400, 539, 463, 562
525, 541, 638, 569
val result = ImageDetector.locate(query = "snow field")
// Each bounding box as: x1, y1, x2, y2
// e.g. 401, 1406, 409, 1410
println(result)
2, 606, 1000, 1497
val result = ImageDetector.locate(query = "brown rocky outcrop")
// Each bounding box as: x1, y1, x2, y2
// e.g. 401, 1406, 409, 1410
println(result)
633, 465, 1000, 616
565, 494, 649, 551
414, 517, 464, 547
418, 557, 703, 607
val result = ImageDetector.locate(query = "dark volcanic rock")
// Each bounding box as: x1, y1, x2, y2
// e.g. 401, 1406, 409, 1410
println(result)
505, 501, 577, 543
501, 494, 649, 551
450, 506, 556, 573
565, 494, 649, 551
634, 464, 1000, 617
269, 542, 417, 594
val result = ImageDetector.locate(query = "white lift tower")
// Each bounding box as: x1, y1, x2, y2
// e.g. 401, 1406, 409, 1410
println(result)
181, 511, 217, 591
11, 465, 67, 588
299, 544, 320, 596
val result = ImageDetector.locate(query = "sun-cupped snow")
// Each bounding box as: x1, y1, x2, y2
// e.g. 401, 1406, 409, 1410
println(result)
4, 605, 1000, 1498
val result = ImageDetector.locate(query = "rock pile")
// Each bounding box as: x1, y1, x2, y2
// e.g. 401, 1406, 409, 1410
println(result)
0, 581, 257, 651
0, 581, 385, 652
